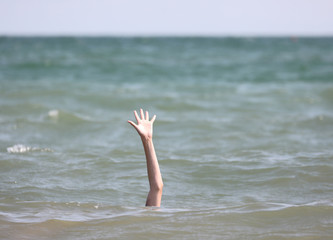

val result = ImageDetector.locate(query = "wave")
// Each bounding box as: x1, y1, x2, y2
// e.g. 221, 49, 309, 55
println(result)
47, 109, 94, 124
0, 201, 145, 223
2, 202, 332, 240
6, 144, 53, 153
1, 199, 332, 224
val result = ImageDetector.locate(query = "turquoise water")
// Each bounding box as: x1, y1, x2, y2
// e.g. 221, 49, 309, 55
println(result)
1, 37, 333, 239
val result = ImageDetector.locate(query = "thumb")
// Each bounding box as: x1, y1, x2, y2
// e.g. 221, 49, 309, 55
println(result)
128, 120, 138, 129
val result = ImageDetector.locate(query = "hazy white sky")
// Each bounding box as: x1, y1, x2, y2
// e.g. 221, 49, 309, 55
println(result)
0, 0, 332, 36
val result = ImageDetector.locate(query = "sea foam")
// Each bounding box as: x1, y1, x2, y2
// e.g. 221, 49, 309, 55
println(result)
7, 144, 53, 153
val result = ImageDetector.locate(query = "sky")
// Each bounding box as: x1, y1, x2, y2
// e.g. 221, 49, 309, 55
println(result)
0, 0, 332, 36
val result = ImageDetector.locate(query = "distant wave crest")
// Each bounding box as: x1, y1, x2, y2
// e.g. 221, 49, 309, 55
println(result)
47, 109, 93, 124
7, 144, 53, 153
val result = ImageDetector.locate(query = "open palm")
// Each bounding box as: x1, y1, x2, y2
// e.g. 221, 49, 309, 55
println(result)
128, 109, 156, 140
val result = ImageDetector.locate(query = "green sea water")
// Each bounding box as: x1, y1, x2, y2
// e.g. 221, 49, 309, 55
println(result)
1, 37, 333, 239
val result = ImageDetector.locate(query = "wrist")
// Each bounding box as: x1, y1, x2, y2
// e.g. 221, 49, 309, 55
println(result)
141, 135, 153, 143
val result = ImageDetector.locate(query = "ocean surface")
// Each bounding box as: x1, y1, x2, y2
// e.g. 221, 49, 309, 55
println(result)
0, 37, 333, 239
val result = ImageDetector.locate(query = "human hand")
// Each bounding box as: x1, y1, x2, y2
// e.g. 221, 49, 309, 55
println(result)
128, 109, 156, 140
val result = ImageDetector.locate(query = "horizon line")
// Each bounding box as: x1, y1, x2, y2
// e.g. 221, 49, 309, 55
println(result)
1, 33, 333, 38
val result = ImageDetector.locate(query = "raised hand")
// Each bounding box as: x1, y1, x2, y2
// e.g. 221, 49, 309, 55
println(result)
128, 109, 163, 207
128, 109, 156, 140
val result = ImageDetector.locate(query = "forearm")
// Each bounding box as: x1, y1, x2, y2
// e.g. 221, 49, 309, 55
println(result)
141, 137, 163, 206
128, 109, 162, 207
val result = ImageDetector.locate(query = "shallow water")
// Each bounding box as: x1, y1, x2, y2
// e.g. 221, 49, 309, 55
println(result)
1, 37, 333, 239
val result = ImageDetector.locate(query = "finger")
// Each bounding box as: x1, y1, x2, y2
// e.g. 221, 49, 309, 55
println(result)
127, 120, 136, 127
145, 111, 149, 120
140, 108, 144, 119
134, 110, 140, 122
128, 120, 137, 128
151, 114, 156, 123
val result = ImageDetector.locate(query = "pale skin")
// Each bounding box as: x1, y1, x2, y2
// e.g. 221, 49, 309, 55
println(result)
128, 109, 163, 207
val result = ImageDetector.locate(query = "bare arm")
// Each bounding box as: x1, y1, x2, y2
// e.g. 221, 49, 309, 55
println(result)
128, 109, 163, 207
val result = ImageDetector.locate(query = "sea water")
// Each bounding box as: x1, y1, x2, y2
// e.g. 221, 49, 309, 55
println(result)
0, 37, 333, 239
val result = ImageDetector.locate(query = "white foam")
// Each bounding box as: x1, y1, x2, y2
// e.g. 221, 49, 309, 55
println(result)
48, 109, 59, 118
7, 144, 32, 153
7, 144, 53, 153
